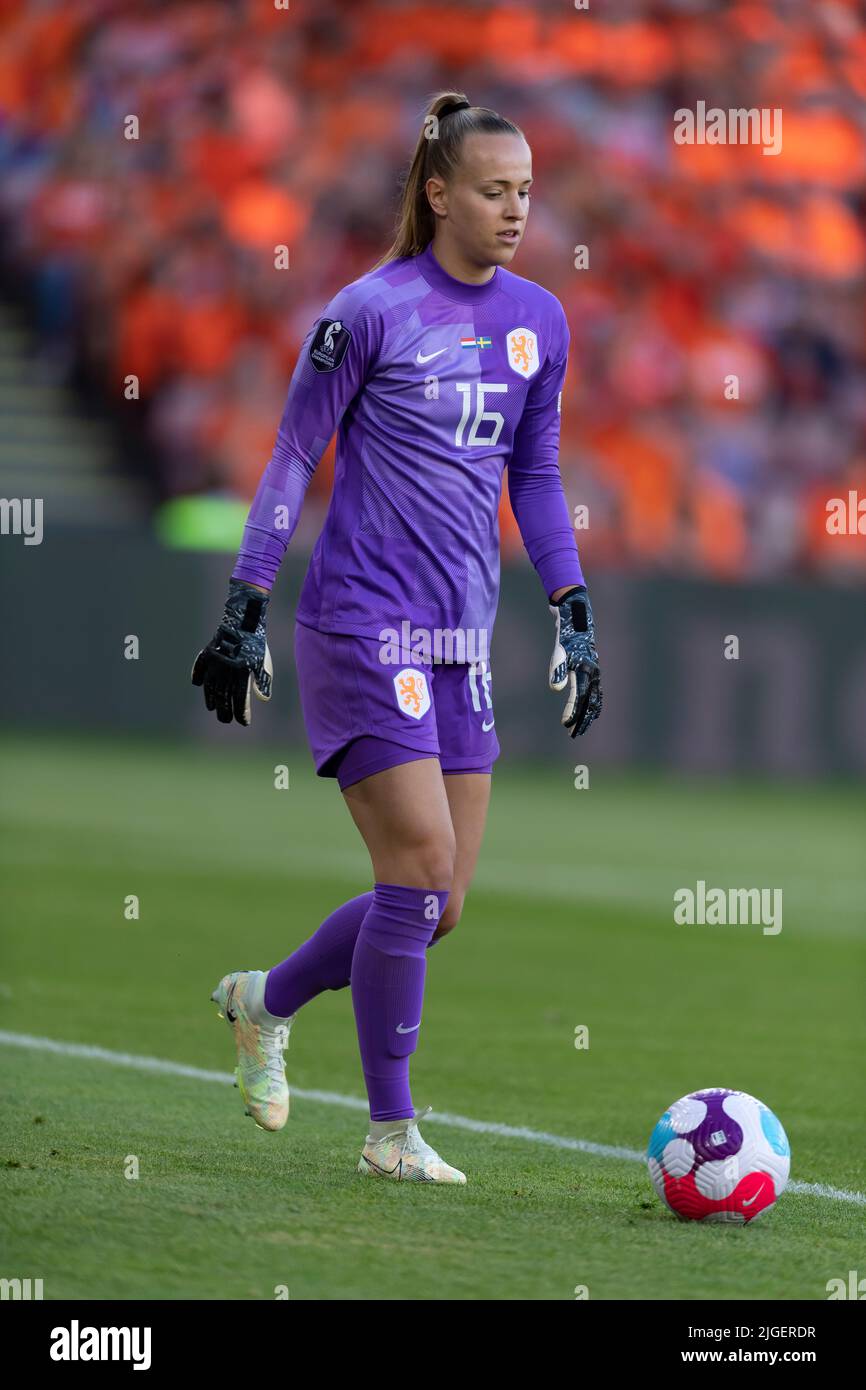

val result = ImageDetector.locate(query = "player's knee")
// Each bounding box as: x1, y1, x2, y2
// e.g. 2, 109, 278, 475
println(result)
419, 847, 456, 894
405, 829, 456, 893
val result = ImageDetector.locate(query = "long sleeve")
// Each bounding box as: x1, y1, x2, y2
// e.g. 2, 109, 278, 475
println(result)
232, 284, 383, 590
506, 303, 584, 600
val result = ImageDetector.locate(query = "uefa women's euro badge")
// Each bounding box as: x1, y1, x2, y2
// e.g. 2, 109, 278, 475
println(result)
309, 318, 352, 372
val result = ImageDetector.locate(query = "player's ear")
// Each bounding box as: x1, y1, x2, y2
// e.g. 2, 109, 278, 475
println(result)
425, 175, 448, 217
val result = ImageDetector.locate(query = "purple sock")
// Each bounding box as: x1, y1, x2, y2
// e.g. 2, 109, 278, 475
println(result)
351, 882, 448, 1122
263, 891, 374, 1017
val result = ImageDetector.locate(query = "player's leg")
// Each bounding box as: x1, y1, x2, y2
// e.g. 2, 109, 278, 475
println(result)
208, 633, 486, 1155
209, 744, 451, 1137
432, 771, 492, 941
224, 763, 487, 1088
211, 888, 375, 1131
430, 654, 497, 941
340, 660, 496, 1174
208, 629, 417, 1133
244, 762, 490, 1039
341, 754, 455, 886
258, 738, 451, 1019
341, 754, 466, 1181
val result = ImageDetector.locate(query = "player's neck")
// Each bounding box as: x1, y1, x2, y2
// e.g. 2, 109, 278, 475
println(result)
428, 238, 496, 287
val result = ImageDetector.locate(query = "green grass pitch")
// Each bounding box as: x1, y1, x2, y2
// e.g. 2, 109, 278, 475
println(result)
0, 734, 863, 1300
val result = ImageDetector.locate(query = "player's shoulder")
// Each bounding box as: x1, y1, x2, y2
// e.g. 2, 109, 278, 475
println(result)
496, 268, 569, 364
322, 256, 417, 327
310, 257, 425, 369
497, 266, 567, 328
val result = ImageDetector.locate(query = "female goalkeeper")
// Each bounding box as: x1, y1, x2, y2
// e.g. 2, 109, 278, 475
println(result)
192, 92, 602, 1184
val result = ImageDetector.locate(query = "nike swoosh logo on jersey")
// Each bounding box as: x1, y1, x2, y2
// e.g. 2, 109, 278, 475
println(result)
396, 1021, 421, 1034
416, 347, 447, 364
741, 1185, 765, 1207
482, 718, 495, 731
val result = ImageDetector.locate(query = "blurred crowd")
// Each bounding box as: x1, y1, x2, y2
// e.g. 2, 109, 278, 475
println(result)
1, 0, 865, 579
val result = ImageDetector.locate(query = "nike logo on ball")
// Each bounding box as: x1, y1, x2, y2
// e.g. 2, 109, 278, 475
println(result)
396, 1021, 421, 1034
741, 1185, 765, 1207
416, 348, 447, 364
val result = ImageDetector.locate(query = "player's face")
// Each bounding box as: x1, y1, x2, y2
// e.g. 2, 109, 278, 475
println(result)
432, 133, 532, 269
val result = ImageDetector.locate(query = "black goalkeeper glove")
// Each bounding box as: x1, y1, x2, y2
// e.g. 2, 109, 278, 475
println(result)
548, 585, 603, 737
191, 578, 273, 726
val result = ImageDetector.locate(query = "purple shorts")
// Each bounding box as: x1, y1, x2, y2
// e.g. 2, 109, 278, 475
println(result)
293, 621, 500, 791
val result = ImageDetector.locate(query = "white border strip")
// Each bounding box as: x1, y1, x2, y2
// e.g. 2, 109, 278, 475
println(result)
1, 1030, 862, 1207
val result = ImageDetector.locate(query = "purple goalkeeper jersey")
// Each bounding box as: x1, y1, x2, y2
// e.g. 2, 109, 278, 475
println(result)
233, 241, 584, 645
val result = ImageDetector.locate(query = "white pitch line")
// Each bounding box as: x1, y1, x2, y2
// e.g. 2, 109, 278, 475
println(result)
1, 1030, 863, 1207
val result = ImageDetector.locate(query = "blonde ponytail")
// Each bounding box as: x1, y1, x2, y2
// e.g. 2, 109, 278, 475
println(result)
373, 92, 522, 267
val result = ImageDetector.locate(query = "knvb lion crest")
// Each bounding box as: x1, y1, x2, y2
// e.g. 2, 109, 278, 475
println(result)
506, 326, 539, 379
393, 668, 431, 720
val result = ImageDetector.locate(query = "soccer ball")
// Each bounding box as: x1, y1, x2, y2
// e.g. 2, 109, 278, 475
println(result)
647, 1088, 790, 1222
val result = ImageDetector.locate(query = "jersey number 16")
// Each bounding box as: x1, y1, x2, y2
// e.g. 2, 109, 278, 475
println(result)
454, 382, 507, 448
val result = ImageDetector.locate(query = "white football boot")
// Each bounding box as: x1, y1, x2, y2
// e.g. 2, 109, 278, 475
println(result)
211, 969, 294, 1131
358, 1106, 466, 1183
